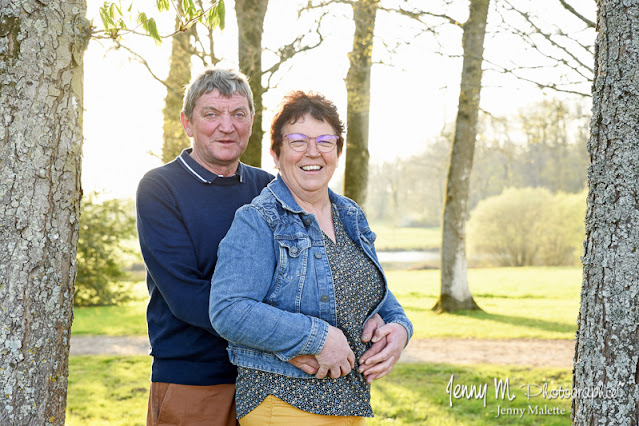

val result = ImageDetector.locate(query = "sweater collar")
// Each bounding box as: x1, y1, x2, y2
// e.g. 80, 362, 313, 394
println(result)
177, 148, 245, 184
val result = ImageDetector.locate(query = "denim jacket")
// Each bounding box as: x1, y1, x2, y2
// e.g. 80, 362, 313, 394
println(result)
209, 176, 413, 378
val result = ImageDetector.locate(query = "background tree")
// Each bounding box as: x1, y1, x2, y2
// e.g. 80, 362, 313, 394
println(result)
75, 195, 137, 306
236, 0, 268, 166
434, 0, 489, 313
343, 0, 379, 206
572, 0, 639, 422
0, 1, 90, 423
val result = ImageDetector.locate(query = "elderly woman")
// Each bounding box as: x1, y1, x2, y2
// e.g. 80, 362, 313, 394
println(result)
209, 91, 413, 425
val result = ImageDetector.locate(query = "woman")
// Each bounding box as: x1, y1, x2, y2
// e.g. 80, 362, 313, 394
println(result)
210, 91, 413, 425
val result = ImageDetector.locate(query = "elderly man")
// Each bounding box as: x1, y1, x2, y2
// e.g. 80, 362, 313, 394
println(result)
137, 68, 400, 425
137, 68, 273, 425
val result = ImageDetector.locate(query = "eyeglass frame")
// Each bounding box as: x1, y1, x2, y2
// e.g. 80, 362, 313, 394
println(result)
283, 133, 340, 153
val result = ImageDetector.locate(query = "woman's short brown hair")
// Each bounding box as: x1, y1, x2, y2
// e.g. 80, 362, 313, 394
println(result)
270, 91, 345, 156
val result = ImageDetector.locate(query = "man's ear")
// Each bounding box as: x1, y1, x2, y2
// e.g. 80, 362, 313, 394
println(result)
180, 112, 193, 138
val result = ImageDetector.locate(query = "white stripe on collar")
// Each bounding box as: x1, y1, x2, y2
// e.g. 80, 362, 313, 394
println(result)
178, 155, 209, 183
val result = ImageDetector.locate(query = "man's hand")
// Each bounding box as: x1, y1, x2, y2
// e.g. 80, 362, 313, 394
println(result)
314, 325, 355, 379
289, 355, 319, 375
358, 323, 408, 384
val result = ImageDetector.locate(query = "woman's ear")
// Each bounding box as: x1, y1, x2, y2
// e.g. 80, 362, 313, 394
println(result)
270, 149, 280, 169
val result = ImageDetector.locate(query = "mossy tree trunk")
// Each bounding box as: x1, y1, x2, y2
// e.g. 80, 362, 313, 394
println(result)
572, 0, 639, 422
161, 13, 195, 163
235, 0, 268, 167
344, 0, 379, 207
0, 0, 89, 424
434, 0, 489, 313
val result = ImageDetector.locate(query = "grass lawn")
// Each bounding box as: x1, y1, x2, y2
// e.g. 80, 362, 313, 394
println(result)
72, 267, 581, 340
67, 357, 572, 425
388, 267, 581, 340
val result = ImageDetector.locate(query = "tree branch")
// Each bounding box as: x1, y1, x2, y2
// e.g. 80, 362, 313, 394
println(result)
111, 42, 174, 93
558, 0, 595, 28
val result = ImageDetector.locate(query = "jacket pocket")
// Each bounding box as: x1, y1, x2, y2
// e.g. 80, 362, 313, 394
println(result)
275, 236, 311, 279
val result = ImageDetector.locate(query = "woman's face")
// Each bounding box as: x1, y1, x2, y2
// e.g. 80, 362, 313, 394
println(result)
272, 114, 340, 201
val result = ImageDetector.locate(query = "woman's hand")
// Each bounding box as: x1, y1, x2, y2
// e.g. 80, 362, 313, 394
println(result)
358, 323, 408, 383
314, 325, 355, 379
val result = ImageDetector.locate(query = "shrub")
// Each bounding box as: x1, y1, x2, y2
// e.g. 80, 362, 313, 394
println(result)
75, 194, 138, 306
467, 187, 585, 266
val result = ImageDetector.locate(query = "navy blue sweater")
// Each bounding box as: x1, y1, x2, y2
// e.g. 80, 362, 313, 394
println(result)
136, 149, 273, 385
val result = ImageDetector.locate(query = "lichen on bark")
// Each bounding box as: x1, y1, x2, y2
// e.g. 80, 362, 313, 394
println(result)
572, 0, 639, 424
0, 1, 89, 424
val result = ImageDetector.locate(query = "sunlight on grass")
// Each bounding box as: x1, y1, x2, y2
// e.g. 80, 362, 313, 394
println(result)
67, 357, 571, 425
67, 356, 150, 426
72, 281, 147, 336
387, 267, 581, 340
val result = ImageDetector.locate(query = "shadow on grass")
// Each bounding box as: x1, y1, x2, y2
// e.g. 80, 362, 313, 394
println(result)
451, 310, 575, 335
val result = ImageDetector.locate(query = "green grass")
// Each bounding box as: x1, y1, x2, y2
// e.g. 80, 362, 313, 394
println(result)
66, 357, 571, 425
67, 356, 150, 426
72, 267, 582, 340
387, 267, 581, 340
372, 224, 441, 251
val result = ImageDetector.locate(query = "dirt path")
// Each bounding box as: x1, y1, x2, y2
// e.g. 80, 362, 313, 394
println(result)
70, 336, 574, 367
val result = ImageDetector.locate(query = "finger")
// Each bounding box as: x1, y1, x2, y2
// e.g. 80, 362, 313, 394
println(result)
340, 362, 352, 377
371, 324, 393, 343
359, 338, 385, 364
329, 366, 342, 379
348, 351, 355, 369
315, 366, 328, 380
362, 359, 395, 383
364, 344, 394, 366
297, 363, 319, 375
361, 314, 382, 343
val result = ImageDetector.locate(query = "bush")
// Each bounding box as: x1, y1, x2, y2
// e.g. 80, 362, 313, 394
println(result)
467, 187, 585, 266
75, 194, 138, 306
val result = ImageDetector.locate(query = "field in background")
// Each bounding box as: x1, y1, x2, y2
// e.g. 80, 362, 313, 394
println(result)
73, 266, 580, 340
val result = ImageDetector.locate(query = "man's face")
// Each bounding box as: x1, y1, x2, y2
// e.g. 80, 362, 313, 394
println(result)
180, 89, 253, 174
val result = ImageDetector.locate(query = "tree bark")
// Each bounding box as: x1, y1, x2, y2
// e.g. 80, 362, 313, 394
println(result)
344, 0, 378, 207
161, 13, 194, 163
235, 0, 268, 167
434, 0, 489, 313
572, 1, 639, 423
0, 1, 89, 424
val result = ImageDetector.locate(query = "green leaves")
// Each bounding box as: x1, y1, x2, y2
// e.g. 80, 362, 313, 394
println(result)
96, 0, 226, 41
205, 0, 226, 30
137, 12, 161, 44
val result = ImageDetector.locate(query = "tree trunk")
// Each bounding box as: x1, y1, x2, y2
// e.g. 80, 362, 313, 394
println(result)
572, 1, 639, 423
161, 14, 194, 163
0, 1, 89, 424
344, 0, 378, 207
434, 0, 488, 313
235, 0, 268, 167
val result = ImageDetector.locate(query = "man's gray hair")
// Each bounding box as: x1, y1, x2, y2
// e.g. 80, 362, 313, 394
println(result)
182, 68, 254, 120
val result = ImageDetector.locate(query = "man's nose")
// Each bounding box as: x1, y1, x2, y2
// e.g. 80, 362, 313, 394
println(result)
218, 113, 234, 132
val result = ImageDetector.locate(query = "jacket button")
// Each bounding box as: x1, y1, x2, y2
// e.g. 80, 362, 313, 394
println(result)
303, 218, 312, 226
290, 246, 298, 254
321, 295, 329, 302
314, 252, 322, 259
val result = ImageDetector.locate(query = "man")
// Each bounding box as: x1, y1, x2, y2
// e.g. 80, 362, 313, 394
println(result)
137, 69, 272, 425
137, 68, 403, 425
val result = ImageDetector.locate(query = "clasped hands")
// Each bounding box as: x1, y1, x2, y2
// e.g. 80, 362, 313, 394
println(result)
289, 314, 407, 384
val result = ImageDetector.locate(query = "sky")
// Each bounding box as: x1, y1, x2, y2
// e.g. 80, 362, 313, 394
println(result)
81, 0, 595, 200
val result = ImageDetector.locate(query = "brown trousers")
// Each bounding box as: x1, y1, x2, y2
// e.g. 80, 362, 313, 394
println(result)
146, 382, 238, 426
